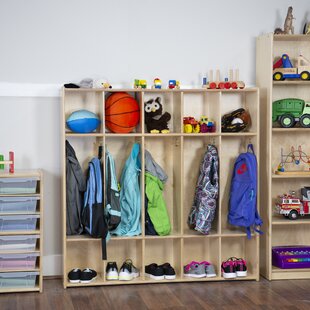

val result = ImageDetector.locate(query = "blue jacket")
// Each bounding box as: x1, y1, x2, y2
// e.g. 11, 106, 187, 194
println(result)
111, 143, 141, 236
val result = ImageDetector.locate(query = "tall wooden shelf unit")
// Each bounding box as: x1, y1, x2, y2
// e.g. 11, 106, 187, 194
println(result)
257, 34, 310, 280
0, 170, 43, 293
62, 87, 260, 288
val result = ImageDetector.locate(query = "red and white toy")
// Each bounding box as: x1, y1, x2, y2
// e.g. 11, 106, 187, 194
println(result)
0, 151, 15, 173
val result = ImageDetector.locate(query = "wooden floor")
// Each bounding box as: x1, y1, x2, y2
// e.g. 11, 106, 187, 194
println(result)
1, 278, 310, 309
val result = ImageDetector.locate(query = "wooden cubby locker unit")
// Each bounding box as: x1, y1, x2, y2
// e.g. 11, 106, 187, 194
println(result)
257, 34, 310, 280
0, 170, 43, 293
62, 87, 260, 288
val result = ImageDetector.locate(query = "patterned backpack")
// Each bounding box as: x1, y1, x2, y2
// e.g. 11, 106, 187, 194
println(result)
188, 144, 219, 234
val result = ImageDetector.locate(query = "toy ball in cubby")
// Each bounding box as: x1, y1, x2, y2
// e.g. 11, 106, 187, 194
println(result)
105, 92, 140, 133
66, 110, 101, 133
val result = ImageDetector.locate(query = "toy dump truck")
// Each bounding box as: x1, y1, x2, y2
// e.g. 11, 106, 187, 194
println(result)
272, 98, 310, 128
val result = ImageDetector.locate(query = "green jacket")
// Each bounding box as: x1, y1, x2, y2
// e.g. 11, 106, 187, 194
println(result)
145, 172, 171, 236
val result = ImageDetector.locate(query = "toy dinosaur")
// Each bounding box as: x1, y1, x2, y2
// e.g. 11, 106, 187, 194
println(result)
274, 6, 294, 35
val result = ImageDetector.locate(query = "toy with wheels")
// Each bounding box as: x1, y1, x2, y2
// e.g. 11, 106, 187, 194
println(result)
272, 98, 310, 128
183, 117, 200, 133
0, 152, 14, 173
66, 110, 101, 133
105, 92, 140, 133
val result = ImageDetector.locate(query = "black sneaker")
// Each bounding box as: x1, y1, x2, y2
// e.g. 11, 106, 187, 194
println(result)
159, 263, 176, 280
119, 259, 139, 281
68, 268, 81, 283
80, 268, 97, 283
145, 263, 165, 280
106, 262, 119, 281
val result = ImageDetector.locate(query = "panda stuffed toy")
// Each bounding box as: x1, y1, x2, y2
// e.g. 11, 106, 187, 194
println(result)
144, 97, 171, 133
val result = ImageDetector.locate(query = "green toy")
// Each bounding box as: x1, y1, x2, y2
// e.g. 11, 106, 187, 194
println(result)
272, 98, 310, 128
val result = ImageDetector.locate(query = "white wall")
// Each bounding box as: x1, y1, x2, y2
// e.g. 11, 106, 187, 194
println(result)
0, 0, 309, 275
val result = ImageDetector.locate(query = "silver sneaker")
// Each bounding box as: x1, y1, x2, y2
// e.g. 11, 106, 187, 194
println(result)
184, 261, 206, 278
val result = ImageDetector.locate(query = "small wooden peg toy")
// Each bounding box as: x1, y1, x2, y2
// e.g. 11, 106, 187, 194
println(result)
0, 152, 15, 173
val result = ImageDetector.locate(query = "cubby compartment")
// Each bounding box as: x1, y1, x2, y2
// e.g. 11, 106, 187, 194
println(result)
183, 91, 220, 134
144, 137, 182, 236
221, 90, 259, 134
143, 91, 182, 134
105, 239, 143, 282
271, 178, 310, 224
182, 237, 220, 279
105, 91, 143, 134
66, 136, 103, 171
221, 236, 259, 280
271, 132, 310, 174
220, 136, 259, 235
66, 241, 105, 285
63, 89, 104, 134
183, 136, 220, 236
144, 239, 181, 280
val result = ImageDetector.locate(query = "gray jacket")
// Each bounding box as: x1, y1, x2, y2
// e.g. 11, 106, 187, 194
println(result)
145, 150, 168, 183
66, 140, 86, 235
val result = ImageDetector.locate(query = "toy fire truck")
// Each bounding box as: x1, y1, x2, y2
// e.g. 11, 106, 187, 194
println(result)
275, 187, 310, 220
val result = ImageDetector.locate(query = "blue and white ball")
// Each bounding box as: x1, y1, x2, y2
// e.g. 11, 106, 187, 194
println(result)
66, 110, 101, 133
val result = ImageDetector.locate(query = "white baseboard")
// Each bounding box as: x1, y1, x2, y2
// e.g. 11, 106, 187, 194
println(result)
43, 254, 62, 276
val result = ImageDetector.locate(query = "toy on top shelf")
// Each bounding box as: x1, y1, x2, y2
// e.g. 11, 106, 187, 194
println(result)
304, 22, 310, 35
274, 6, 294, 35
274, 188, 310, 220
94, 79, 112, 89
134, 79, 147, 89
144, 97, 171, 133
152, 78, 162, 89
272, 98, 310, 128
202, 69, 245, 90
221, 108, 250, 132
0, 152, 14, 173
273, 54, 310, 81
276, 145, 310, 175
168, 80, 180, 89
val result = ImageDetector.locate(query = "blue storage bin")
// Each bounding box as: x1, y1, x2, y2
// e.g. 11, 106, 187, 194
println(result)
0, 271, 38, 288
0, 197, 39, 213
0, 178, 38, 194
0, 215, 40, 232
0, 235, 39, 251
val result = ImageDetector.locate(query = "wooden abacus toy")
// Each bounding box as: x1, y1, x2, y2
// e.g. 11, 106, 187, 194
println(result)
0, 151, 15, 173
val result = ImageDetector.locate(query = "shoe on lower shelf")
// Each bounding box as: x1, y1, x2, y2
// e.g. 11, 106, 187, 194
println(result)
221, 258, 237, 279
80, 268, 97, 284
200, 261, 217, 278
184, 261, 206, 278
159, 263, 176, 280
106, 262, 119, 281
235, 258, 247, 277
145, 263, 165, 280
68, 268, 81, 283
119, 259, 140, 281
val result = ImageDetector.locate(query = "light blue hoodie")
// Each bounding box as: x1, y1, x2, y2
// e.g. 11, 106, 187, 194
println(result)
110, 143, 141, 236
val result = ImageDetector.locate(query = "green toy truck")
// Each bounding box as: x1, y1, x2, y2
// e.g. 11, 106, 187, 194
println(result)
272, 98, 310, 128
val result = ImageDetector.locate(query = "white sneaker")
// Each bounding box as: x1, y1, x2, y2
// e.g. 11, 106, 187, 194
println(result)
106, 262, 119, 280
119, 259, 140, 281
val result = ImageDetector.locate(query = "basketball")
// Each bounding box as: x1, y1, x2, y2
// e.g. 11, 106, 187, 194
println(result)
105, 92, 140, 133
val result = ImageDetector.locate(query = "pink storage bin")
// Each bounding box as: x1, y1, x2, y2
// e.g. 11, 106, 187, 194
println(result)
0, 253, 39, 270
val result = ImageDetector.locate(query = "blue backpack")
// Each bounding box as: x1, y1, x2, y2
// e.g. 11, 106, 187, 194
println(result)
228, 144, 263, 239
82, 157, 108, 259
